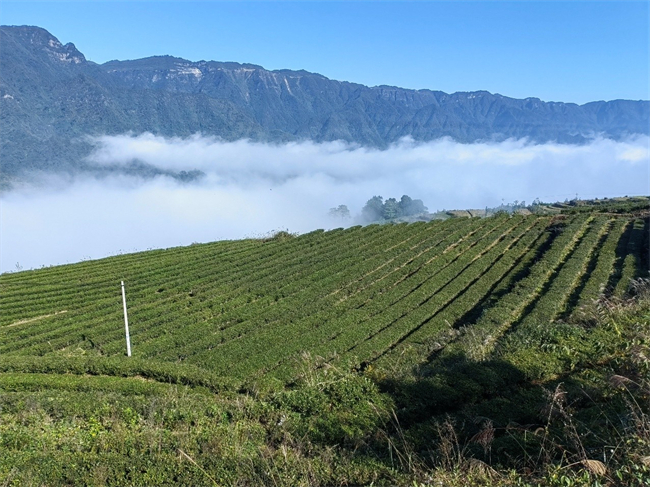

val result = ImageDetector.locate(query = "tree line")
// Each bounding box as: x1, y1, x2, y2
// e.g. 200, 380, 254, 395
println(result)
329, 195, 428, 223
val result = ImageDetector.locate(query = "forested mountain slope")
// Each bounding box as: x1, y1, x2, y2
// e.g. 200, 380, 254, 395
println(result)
1, 25, 648, 185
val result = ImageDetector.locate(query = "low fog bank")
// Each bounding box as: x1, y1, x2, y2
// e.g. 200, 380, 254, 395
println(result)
1, 134, 648, 273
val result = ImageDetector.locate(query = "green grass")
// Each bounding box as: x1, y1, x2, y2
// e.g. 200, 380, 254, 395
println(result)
1, 209, 649, 485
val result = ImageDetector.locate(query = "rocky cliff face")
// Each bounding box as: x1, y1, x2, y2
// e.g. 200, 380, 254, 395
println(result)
1, 25, 648, 186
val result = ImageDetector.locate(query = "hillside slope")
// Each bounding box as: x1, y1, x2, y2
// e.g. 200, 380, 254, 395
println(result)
1, 210, 649, 485
1, 213, 647, 386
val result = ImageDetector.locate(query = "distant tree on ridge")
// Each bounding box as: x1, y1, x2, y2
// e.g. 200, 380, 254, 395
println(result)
329, 205, 351, 219
362, 196, 385, 222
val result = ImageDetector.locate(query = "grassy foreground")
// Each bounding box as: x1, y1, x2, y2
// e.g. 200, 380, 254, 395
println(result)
1, 284, 649, 486
1, 207, 649, 485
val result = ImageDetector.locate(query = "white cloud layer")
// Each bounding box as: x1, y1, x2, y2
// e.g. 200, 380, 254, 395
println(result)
1, 134, 648, 273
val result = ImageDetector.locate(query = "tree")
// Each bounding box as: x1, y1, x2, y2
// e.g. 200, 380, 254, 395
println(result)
399, 195, 428, 216
328, 205, 351, 220
399, 195, 413, 213
361, 196, 384, 222
383, 198, 402, 220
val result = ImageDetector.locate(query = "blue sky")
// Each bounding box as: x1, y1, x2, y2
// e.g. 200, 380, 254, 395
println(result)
1, 1, 648, 104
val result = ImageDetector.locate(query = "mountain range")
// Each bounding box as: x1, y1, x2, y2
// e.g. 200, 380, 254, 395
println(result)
1, 25, 648, 188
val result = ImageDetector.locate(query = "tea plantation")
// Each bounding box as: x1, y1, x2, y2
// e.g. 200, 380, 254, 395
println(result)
1, 206, 649, 486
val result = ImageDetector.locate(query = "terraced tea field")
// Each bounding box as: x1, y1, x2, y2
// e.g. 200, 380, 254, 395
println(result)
1, 213, 647, 390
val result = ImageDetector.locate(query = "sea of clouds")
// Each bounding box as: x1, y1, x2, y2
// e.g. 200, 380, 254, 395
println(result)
1, 134, 648, 273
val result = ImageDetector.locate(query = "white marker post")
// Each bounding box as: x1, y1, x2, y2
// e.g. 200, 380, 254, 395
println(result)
121, 281, 132, 357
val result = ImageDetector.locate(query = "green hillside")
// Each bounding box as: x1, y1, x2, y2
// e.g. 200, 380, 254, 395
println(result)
1, 211, 649, 485
1, 213, 647, 383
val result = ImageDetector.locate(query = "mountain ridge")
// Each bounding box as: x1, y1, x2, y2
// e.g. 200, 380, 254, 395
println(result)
1, 25, 649, 187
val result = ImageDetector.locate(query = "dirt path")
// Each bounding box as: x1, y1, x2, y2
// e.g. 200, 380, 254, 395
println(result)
6, 310, 68, 327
